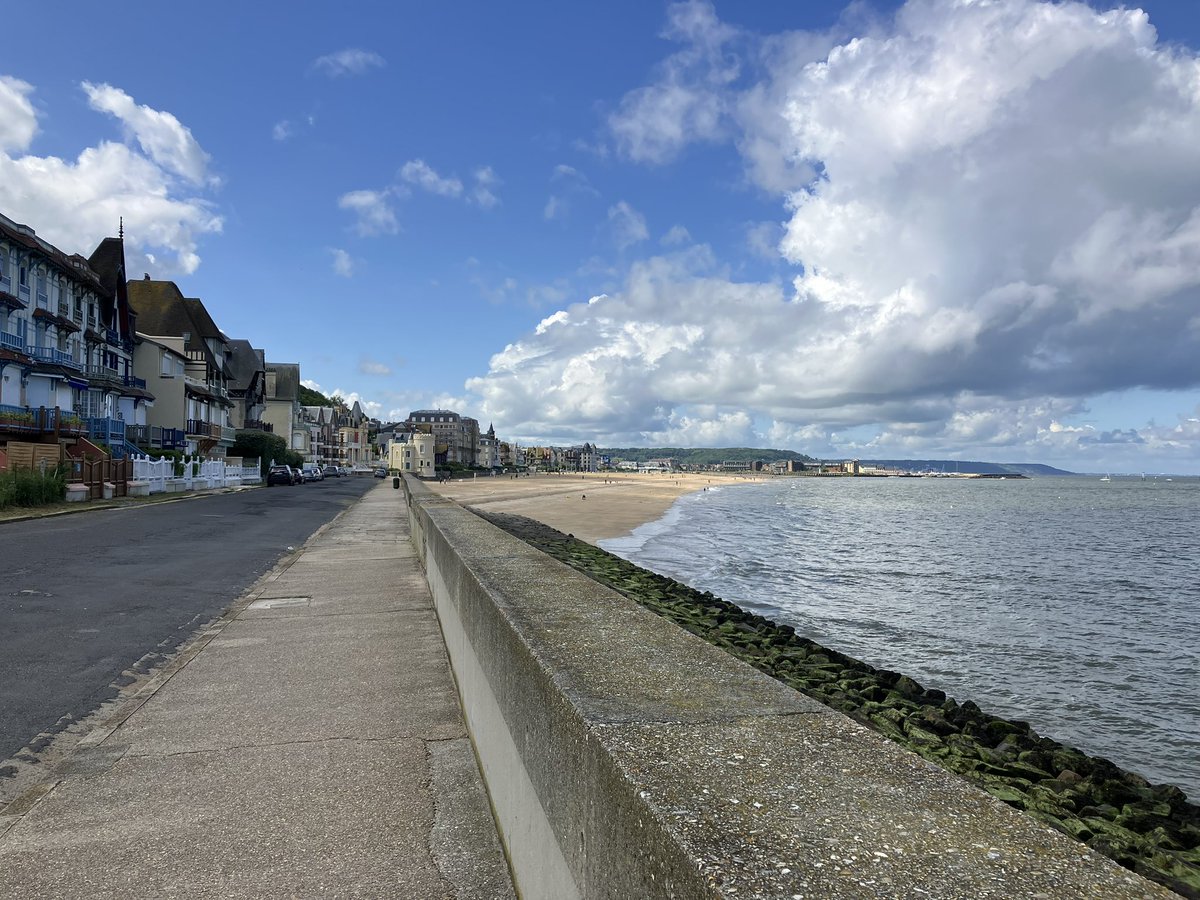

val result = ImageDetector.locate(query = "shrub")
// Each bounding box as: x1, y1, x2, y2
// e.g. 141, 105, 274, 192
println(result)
0, 465, 68, 509
230, 430, 289, 475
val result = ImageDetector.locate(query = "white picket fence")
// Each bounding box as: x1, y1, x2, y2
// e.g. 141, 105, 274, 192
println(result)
131, 455, 262, 495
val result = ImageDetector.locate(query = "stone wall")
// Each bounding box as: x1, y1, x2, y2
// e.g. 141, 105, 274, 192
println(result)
402, 476, 1171, 899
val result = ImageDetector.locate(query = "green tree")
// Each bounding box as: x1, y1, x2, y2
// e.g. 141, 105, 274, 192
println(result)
299, 385, 334, 407
231, 430, 290, 475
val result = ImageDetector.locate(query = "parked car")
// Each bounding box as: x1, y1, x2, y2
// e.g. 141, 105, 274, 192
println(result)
374, 467, 388, 478
322, 465, 340, 478
339, 466, 351, 476
291, 467, 304, 485
267, 465, 294, 486
302, 465, 323, 482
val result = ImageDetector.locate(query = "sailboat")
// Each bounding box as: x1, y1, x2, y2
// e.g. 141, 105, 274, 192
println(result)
1100, 474, 1112, 482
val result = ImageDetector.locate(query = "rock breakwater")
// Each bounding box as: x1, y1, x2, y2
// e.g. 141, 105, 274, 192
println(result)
478, 510, 1200, 899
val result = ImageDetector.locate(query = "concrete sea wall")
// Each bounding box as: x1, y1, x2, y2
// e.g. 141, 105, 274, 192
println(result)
402, 476, 1171, 899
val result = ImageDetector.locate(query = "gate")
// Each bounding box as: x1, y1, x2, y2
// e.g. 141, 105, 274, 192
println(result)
72, 457, 132, 499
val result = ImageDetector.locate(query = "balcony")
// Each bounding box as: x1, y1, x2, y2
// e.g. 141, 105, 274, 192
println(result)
58, 302, 70, 318
89, 363, 120, 380
128, 424, 187, 451
105, 327, 120, 346
0, 404, 86, 437
219, 425, 236, 444
1, 331, 24, 353
123, 374, 147, 390
242, 419, 274, 433
186, 419, 222, 439
86, 416, 126, 446
27, 345, 83, 371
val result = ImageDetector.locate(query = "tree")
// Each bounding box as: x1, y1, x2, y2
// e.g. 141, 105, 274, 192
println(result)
299, 384, 334, 407
231, 430, 290, 475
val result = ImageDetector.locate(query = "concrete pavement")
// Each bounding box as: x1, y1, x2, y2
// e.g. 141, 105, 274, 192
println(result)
0, 481, 514, 898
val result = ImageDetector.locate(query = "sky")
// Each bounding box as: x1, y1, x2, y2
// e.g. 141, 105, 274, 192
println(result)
3, 0, 1200, 474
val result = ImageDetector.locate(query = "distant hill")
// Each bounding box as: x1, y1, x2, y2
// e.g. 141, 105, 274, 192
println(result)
598, 448, 1073, 476
600, 447, 815, 466
861, 459, 1077, 476
299, 384, 334, 407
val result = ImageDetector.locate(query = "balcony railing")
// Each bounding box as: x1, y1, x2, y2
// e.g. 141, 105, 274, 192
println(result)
86, 416, 126, 445
242, 419, 274, 433
27, 345, 83, 370
1, 331, 23, 352
186, 419, 222, 439
105, 327, 120, 346
0, 404, 86, 436
58, 302, 70, 318
128, 424, 187, 451
123, 374, 147, 389
89, 363, 120, 379
219, 425, 236, 444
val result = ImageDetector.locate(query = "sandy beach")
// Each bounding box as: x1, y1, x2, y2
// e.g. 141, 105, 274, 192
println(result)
426, 471, 762, 545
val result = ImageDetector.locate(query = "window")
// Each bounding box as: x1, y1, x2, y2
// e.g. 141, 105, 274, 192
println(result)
18, 265, 28, 292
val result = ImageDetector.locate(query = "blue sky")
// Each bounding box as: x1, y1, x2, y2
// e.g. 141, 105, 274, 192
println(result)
3, 0, 1200, 473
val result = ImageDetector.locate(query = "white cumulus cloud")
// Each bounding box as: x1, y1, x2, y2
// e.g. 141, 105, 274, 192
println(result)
0, 77, 221, 275
82, 82, 214, 187
0, 76, 37, 153
470, 0, 1200, 468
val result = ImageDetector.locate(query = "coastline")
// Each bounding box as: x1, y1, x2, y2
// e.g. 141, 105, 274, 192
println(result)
474, 509, 1200, 898
425, 471, 765, 544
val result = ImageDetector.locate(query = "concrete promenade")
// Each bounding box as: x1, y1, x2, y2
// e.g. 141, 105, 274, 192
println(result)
0, 481, 514, 898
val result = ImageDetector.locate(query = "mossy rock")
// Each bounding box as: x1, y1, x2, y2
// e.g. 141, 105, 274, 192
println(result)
475, 510, 1200, 899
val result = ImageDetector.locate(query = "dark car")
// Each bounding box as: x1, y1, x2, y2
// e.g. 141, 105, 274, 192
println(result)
267, 465, 294, 486
374, 467, 387, 478
291, 467, 304, 485
322, 465, 340, 478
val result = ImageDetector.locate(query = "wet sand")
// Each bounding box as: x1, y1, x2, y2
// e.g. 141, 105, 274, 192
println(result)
426, 472, 757, 545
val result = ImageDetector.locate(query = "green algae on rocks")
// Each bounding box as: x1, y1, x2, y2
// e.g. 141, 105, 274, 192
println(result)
477, 510, 1200, 900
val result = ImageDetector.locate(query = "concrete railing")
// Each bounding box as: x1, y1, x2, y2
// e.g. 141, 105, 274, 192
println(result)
402, 476, 1169, 900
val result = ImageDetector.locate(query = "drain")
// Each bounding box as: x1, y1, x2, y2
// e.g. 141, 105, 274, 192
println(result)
248, 596, 311, 610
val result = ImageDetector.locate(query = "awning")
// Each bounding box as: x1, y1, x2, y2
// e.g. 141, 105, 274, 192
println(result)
67, 377, 89, 389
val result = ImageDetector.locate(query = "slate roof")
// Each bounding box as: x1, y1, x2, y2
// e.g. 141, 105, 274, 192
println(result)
226, 339, 264, 393
88, 237, 134, 337
267, 362, 300, 402
0, 213, 104, 291
127, 279, 197, 343
127, 279, 230, 374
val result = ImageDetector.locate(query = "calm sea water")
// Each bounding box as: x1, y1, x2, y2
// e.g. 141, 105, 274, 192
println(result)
601, 475, 1200, 798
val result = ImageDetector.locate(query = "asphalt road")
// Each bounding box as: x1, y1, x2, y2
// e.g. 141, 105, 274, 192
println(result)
0, 475, 380, 765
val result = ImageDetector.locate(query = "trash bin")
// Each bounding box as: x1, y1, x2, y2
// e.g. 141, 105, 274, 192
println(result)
393, 476, 400, 489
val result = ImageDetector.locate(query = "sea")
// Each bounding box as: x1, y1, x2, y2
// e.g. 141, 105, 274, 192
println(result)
600, 475, 1200, 799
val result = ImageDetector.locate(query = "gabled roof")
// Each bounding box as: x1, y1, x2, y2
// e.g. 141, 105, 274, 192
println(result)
302, 405, 335, 425
129, 279, 231, 374
0, 213, 104, 291
226, 339, 264, 392
88, 237, 134, 337
184, 298, 225, 341
127, 279, 198, 342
